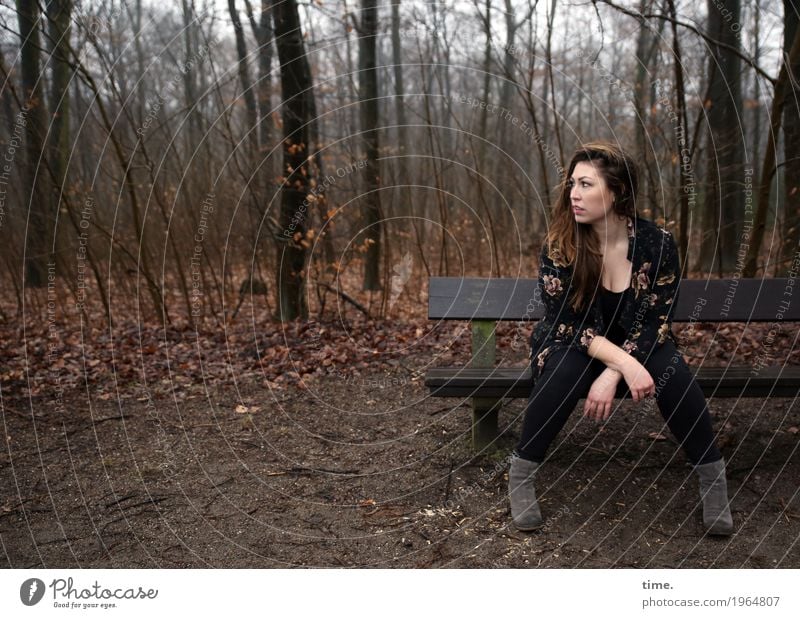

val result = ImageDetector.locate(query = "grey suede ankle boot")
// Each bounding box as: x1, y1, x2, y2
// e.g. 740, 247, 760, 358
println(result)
695, 457, 734, 536
508, 454, 544, 531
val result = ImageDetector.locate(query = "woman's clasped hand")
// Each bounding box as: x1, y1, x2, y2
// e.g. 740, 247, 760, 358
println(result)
582, 358, 656, 422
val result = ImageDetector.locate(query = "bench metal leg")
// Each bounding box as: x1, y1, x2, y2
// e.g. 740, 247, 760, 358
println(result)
472, 397, 501, 451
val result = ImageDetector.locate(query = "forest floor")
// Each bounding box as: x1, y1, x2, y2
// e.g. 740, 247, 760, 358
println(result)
1, 314, 799, 568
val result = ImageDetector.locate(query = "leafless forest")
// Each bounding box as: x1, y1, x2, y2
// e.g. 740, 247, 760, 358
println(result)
1, 0, 798, 325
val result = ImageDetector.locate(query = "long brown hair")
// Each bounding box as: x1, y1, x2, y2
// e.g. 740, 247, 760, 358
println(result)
545, 142, 640, 313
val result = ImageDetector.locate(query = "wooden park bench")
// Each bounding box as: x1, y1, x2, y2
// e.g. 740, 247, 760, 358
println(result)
425, 277, 800, 451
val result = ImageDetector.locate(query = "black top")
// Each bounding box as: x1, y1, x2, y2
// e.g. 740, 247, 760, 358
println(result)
599, 286, 630, 345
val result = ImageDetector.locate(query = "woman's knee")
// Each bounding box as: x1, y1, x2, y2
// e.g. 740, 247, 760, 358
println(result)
646, 344, 707, 407
637, 344, 689, 403
540, 346, 595, 379
532, 347, 597, 401
645, 342, 687, 379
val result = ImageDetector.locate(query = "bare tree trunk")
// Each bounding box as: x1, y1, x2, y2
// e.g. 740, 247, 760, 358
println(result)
752, 1, 762, 183
781, 0, 800, 273
0, 50, 18, 134
744, 20, 800, 276
357, 0, 383, 293
343, 0, 359, 140
16, 0, 52, 288
545, 0, 564, 164
702, 0, 744, 274
295, 27, 336, 274
633, 1, 662, 222
272, 0, 312, 320
244, 0, 275, 150
132, 0, 146, 125
391, 1, 408, 165
258, 0, 274, 149
181, 0, 202, 143
665, 0, 692, 263
479, 0, 492, 164
45, 0, 73, 269
229, 0, 259, 144
488, 0, 520, 227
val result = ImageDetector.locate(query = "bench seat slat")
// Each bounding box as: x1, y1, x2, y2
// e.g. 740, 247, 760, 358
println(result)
425, 366, 800, 399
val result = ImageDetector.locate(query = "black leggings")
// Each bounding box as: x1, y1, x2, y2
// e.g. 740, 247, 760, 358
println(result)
515, 340, 722, 466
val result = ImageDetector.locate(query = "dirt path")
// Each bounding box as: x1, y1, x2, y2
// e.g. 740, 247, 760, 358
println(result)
2, 363, 798, 568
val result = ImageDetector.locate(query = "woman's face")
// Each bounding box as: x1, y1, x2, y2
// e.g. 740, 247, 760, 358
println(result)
568, 160, 617, 224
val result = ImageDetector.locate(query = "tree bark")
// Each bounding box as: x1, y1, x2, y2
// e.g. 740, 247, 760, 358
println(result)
181, 0, 203, 144
229, 0, 259, 144
358, 0, 383, 292
633, 1, 663, 223
701, 0, 744, 275
272, 0, 312, 320
45, 0, 73, 271
391, 1, 408, 164
16, 0, 52, 288
780, 0, 800, 273
244, 0, 275, 150
666, 0, 692, 263
743, 18, 800, 276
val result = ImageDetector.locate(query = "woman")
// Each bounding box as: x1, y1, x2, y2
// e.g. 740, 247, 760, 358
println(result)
509, 142, 734, 536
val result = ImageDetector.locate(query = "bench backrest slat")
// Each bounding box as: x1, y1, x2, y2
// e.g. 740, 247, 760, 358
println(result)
428, 277, 799, 322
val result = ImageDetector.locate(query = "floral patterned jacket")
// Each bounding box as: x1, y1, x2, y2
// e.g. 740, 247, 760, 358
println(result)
529, 215, 680, 384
